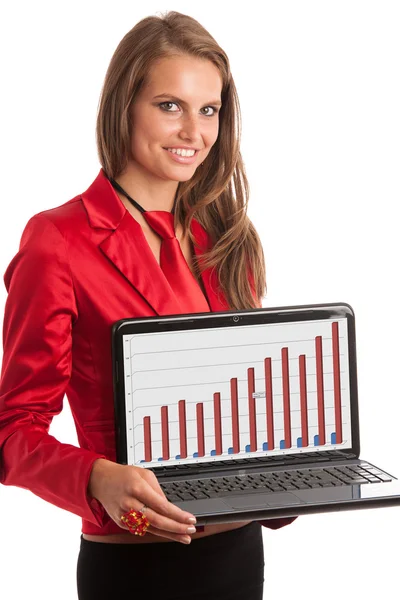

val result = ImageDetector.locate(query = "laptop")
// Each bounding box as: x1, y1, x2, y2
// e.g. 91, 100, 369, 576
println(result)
111, 302, 400, 525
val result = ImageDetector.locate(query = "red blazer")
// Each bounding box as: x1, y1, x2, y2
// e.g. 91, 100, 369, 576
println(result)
0, 168, 296, 535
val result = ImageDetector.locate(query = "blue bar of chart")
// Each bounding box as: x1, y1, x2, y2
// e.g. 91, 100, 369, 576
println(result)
122, 318, 351, 467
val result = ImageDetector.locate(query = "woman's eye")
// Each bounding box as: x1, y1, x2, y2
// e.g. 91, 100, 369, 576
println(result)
158, 102, 219, 117
202, 106, 218, 116
159, 102, 179, 112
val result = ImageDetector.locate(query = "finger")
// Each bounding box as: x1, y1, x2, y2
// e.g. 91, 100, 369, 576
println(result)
132, 503, 198, 537
119, 520, 192, 544
117, 505, 192, 542
119, 491, 197, 538
141, 470, 167, 499
136, 475, 197, 525
145, 524, 194, 544
121, 513, 195, 544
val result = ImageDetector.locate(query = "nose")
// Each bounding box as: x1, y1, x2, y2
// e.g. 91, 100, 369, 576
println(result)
179, 112, 203, 142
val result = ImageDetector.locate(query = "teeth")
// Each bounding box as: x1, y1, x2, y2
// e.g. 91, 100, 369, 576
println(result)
167, 148, 196, 157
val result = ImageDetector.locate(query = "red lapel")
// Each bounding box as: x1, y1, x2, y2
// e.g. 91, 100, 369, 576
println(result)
81, 169, 229, 315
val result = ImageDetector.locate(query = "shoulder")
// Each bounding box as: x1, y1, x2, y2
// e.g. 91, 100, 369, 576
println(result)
5, 197, 87, 286
23, 195, 88, 241
15, 190, 96, 263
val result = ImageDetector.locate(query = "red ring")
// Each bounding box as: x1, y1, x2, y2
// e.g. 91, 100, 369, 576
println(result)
120, 508, 150, 536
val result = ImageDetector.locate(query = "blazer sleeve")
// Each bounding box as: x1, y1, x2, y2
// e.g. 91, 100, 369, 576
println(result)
0, 214, 107, 526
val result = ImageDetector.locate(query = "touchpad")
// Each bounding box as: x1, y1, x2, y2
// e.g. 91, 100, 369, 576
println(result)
225, 492, 305, 509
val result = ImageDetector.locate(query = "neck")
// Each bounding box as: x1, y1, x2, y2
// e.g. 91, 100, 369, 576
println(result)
116, 161, 179, 212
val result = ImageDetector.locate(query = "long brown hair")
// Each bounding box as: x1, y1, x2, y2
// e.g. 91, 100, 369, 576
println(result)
96, 10, 266, 309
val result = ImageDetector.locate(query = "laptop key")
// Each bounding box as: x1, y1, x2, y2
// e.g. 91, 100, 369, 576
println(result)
191, 491, 209, 499
362, 466, 384, 474
319, 481, 337, 487
178, 492, 197, 501
376, 473, 392, 482
165, 494, 182, 502
204, 490, 225, 498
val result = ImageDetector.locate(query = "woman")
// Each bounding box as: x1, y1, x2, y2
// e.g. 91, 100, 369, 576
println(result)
0, 11, 295, 600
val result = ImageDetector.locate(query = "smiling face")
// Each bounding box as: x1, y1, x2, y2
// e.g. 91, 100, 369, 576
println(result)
129, 55, 223, 182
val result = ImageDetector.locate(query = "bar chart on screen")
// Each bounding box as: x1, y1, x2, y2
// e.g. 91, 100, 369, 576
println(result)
122, 318, 352, 467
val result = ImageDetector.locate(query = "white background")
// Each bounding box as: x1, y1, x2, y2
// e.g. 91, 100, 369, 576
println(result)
0, 1, 399, 598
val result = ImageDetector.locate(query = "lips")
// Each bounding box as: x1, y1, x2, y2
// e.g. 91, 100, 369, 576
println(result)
163, 148, 199, 164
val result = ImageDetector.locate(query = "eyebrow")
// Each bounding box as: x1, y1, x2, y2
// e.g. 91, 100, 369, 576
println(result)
153, 93, 222, 106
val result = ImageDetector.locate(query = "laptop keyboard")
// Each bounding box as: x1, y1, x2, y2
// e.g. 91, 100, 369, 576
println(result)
160, 462, 393, 503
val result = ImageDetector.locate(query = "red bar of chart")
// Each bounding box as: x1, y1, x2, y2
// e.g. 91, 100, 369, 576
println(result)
231, 377, 240, 453
123, 318, 350, 466
299, 355, 309, 447
264, 358, 275, 450
332, 321, 343, 444
315, 336, 326, 446
281, 347, 292, 449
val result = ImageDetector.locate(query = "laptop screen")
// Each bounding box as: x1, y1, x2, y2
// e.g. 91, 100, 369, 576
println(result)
119, 311, 353, 468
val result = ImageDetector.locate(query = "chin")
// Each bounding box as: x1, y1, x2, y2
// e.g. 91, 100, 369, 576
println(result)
165, 167, 196, 180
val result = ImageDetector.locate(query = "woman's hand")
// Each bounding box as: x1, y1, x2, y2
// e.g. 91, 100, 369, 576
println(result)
88, 458, 198, 544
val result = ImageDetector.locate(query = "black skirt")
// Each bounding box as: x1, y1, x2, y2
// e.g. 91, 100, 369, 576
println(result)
76, 521, 265, 600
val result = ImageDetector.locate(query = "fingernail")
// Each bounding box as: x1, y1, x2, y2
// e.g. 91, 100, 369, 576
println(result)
182, 536, 191, 544
186, 526, 196, 534
187, 517, 197, 524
